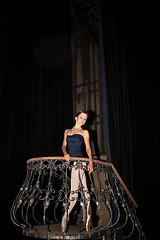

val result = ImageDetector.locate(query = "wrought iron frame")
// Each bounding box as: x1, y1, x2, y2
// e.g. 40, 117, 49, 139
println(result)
10, 157, 146, 239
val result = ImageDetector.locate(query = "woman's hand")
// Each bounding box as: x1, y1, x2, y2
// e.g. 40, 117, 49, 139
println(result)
64, 154, 71, 161
88, 161, 93, 174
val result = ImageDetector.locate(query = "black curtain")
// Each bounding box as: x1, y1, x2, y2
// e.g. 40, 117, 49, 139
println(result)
99, 1, 160, 239
1, 4, 73, 239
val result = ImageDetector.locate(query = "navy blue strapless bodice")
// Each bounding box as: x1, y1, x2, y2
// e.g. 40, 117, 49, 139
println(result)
66, 134, 84, 157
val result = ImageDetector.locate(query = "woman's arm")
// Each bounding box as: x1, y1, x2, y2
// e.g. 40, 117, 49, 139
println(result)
62, 130, 70, 161
83, 130, 93, 174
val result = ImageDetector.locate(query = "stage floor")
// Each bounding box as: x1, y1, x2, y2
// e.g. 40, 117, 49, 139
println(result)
25, 224, 95, 239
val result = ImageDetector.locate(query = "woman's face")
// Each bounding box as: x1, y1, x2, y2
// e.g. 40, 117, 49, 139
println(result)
75, 113, 88, 126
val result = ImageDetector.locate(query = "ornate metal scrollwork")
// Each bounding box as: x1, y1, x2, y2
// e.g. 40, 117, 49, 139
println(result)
10, 157, 146, 239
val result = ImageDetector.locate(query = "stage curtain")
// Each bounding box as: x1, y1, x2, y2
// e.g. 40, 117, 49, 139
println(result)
0, 5, 72, 238
98, 1, 160, 239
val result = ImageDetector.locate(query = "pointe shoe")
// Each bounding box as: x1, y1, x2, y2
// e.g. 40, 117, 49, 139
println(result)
61, 225, 66, 233
86, 215, 91, 232
61, 215, 69, 233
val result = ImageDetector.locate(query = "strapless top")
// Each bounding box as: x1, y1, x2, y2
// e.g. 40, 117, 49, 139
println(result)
66, 134, 84, 157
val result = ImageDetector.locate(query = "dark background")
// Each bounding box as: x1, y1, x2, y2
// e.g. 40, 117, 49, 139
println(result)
1, 1, 160, 239
100, 1, 160, 239
1, 3, 73, 239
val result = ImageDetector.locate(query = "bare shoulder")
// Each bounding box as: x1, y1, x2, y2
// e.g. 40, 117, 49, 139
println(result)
82, 129, 89, 137
64, 129, 71, 135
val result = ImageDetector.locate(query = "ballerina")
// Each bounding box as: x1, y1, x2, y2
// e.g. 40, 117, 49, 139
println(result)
61, 111, 93, 232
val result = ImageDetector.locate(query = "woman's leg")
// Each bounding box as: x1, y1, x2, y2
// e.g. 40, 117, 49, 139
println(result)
67, 166, 79, 214
79, 167, 91, 231
79, 168, 90, 215
61, 164, 91, 231
61, 166, 79, 231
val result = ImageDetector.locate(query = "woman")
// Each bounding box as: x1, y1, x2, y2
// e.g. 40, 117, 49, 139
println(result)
61, 111, 93, 232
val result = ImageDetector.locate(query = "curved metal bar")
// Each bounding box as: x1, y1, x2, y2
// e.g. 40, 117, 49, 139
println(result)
10, 157, 146, 240
104, 167, 121, 228
88, 171, 103, 232
96, 169, 112, 230
10, 167, 33, 229
32, 200, 41, 225
122, 216, 135, 239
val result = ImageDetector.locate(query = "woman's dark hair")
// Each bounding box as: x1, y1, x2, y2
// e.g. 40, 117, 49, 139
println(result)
75, 111, 88, 117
